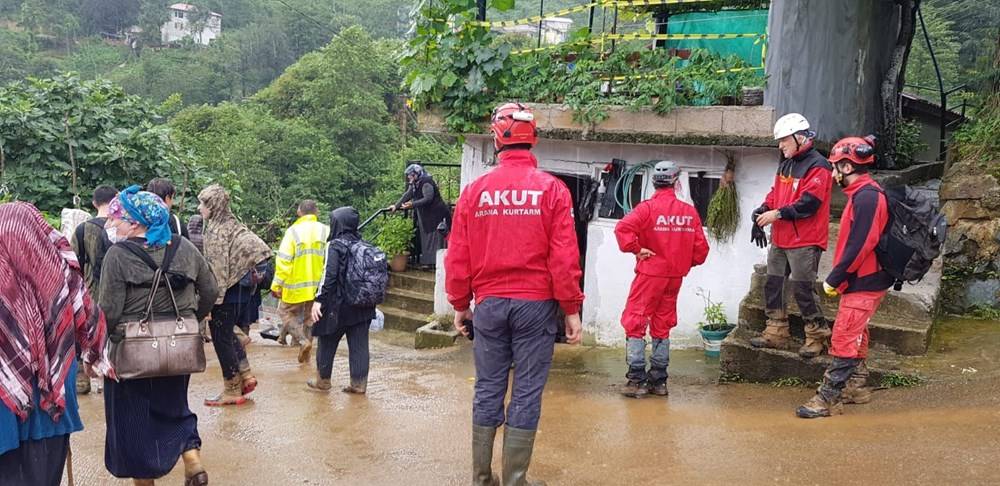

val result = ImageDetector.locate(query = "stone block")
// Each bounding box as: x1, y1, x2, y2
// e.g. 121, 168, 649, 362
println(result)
722, 107, 774, 138
594, 106, 634, 133
628, 110, 676, 135
415, 321, 460, 349
674, 107, 725, 135
538, 104, 579, 132
939, 174, 1000, 201
943, 200, 994, 222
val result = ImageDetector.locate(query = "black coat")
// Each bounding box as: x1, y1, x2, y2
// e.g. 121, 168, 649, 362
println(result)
396, 174, 452, 234
312, 207, 377, 336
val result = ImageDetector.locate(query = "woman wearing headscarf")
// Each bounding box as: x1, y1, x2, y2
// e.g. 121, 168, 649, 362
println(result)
100, 186, 217, 486
197, 184, 272, 406
0, 202, 113, 486
389, 163, 452, 269
307, 207, 376, 394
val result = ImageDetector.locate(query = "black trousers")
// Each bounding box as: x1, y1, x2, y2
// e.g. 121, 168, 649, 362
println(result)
210, 303, 248, 380
316, 322, 370, 383
0, 434, 69, 486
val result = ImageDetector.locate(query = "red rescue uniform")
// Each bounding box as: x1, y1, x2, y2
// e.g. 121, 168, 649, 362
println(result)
615, 188, 709, 339
825, 174, 894, 359
445, 149, 584, 315
762, 147, 833, 250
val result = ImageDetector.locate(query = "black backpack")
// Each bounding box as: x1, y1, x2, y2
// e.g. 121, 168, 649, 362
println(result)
336, 238, 388, 306
864, 185, 947, 290
74, 218, 113, 282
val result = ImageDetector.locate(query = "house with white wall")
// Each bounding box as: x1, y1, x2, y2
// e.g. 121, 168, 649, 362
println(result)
161, 3, 221, 46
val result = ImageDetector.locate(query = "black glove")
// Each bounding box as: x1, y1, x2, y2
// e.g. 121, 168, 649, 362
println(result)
751, 223, 768, 248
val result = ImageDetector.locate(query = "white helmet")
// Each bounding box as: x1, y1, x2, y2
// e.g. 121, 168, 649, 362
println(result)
773, 113, 811, 140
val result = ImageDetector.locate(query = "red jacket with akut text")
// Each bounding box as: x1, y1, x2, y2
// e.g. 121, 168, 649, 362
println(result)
445, 150, 585, 315
761, 148, 833, 250
615, 188, 710, 278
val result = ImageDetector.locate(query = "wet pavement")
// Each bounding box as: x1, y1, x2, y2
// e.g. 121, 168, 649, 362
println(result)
68, 319, 1000, 485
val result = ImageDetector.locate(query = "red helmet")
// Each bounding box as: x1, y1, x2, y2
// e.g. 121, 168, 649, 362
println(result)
491, 102, 537, 152
829, 135, 876, 165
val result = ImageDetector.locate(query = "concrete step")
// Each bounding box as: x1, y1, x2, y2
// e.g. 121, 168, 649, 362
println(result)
740, 264, 933, 355
384, 287, 435, 316
390, 271, 436, 294
720, 326, 912, 383
380, 305, 430, 332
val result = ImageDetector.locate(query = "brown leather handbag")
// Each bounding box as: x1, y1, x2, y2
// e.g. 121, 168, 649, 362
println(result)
110, 239, 206, 379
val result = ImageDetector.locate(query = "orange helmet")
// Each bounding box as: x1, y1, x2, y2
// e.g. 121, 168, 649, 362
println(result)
490, 102, 537, 152
829, 135, 876, 165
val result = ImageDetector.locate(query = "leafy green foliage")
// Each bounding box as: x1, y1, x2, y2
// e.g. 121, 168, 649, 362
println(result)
403, 1, 764, 132
696, 288, 731, 330
372, 215, 415, 256
0, 74, 182, 214
770, 377, 809, 388
880, 372, 924, 388
706, 181, 739, 242
894, 118, 929, 167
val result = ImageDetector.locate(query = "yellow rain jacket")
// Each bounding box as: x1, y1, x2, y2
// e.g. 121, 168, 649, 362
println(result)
271, 214, 331, 304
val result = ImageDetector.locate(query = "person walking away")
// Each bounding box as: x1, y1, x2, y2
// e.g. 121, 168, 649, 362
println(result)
272, 200, 330, 363
0, 202, 113, 486
70, 184, 117, 394
306, 207, 378, 394
198, 184, 272, 406
147, 177, 189, 239
99, 186, 217, 485
614, 161, 709, 398
389, 163, 452, 269
446, 102, 585, 486
750, 113, 834, 358
797, 136, 893, 419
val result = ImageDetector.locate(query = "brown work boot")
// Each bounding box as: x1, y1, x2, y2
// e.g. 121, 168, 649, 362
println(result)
342, 380, 367, 395
298, 340, 313, 364
750, 319, 791, 349
796, 392, 843, 419
204, 377, 249, 406
306, 377, 332, 392
76, 367, 91, 395
798, 321, 832, 359
841, 362, 872, 404
239, 368, 258, 395
620, 380, 649, 398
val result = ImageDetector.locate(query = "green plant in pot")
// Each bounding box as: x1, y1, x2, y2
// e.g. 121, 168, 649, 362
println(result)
373, 216, 415, 272
696, 288, 735, 358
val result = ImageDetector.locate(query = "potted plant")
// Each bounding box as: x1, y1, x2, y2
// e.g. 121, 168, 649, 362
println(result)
696, 288, 735, 358
373, 216, 415, 273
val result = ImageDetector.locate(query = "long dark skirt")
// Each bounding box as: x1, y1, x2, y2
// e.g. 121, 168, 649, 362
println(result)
104, 375, 200, 479
416, 214, 447, 266
0, 434, 68, 486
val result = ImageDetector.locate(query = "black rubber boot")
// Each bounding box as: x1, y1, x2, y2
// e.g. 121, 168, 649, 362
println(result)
472, 425, 500, 486
502, 426, 545, 486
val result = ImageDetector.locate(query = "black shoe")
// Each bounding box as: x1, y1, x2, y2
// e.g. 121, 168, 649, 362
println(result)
620, 380, 649, 398
647, 382, 668, 396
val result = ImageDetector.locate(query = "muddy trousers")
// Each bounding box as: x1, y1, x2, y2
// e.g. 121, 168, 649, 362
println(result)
817, 357, 864, 402
277, 300, 314, 344
472, 298, 558, 430
210, 303, 248, 380
315, 324, 370, 384
765, 246, 825, 324
626, 338, 670, 385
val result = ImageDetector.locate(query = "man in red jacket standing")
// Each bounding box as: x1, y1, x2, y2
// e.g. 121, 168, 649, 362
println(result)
446, 102, 584, 486
614, 161, 709, 398
751, 113, 834, 358
798, 136, 893, 418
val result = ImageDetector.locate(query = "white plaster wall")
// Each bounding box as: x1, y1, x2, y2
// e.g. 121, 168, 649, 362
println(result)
442, 135, 778, 347
161, 13, 221, 45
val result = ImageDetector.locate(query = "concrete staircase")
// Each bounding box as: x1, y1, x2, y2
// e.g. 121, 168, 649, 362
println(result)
380, 271, 436, 332
721, 223, 941, 383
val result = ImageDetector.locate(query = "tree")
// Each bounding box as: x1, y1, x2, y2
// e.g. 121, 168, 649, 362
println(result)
878, 0, 918, 169
0, 74, 183, 213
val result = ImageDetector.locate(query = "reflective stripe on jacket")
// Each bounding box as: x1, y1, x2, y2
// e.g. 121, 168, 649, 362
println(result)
271, 215, 330, 304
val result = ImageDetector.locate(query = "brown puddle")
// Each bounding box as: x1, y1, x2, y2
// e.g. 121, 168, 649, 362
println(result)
67, 321, 1000, 485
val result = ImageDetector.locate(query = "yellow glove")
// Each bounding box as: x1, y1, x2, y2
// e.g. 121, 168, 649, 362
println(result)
823, 281, 839, 297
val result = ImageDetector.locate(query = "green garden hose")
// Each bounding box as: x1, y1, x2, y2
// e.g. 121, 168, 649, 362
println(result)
614, 162, 656, 214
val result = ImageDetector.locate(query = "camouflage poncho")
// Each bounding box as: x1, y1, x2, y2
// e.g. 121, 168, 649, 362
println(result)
197, 184, 272, 303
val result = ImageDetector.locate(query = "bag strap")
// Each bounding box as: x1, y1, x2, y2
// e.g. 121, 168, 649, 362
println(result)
121, 238, 184, 321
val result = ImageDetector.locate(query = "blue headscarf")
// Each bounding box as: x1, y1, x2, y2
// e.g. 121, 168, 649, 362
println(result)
108, 185, 171, 248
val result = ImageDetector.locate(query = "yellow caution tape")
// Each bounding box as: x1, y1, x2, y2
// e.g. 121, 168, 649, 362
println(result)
604, 32, 762, 41
600, 0, 721, 7
467, 3, 598, 28
604, 66, 764, 81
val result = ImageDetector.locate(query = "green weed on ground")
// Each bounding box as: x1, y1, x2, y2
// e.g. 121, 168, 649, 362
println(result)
770, 377, 814, 388
880, 372, 925, 388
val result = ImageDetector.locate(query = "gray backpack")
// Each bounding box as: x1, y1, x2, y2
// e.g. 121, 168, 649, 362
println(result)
864, 185, 947, 290
336, 238, 388, 306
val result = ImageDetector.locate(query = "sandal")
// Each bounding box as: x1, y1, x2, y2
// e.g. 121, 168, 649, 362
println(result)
185, 471, 208, 486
